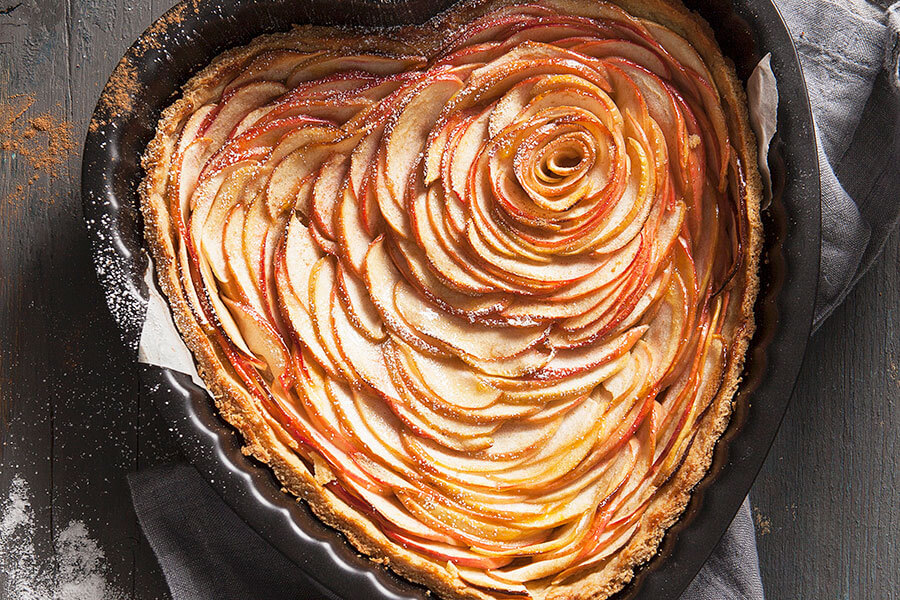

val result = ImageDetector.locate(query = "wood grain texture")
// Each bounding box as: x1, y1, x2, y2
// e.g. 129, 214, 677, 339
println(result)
752, 225, 900, 600
0, 1, 896, 599
1, 1, 179, 598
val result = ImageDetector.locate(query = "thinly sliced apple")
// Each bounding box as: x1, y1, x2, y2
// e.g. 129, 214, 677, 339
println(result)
383, 529, 512, 569
335, 262, 385, 342
531, 324, 647, 380
454, 567, 529, 596
362, 238, 448, 355
308, 257, 359, 385
393, 281, 547, 362
391, 238, 509, 318
199, 163, 260, 284
222, 204, 267, 315
394, 340, 502, 410
223, 49, 317, 94
310, 153, 349, 240
275, 270, 341, 377
285, 53, 426, 88
408, 185, 495, 294
384, 74, 463, 201
201, 81, 288, 146
389, 371, 499, 440
221, 295, 294, 388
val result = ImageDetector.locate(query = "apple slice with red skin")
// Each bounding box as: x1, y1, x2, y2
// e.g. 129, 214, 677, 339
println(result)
642, 269, 690, 386
392, 280, 548, 362
169, 136, 215, 224
198, 163, 260, 283
335, 262, 385, 342
372, 146, 414, 239
383, 528, 513, 570
363, 238, 449, 355
574, 38, 670, 78
295, 354, 357, 450
222, 203, 268, 317
529, 324, 647, 380
273, 396, 389, 495
422, 109, 463, 186
552, 520, 641, 583
402, 396, 602, 485
326, 379, 425, 484
202, 115, 327, 181
396, 490, 549, 551
499, 256, 639, 323
408, 183, 496, 295
285, 53, 427, 88
387, 341, 543, 423
342, 481, 460, 546
454, 567, 529, 597
463, 222, 600, 291
391, 339, 502, 410
198, 80, 288, 145
274, 251, 343, 378
220, 294, 296, 390
454, 43, 611, 108
494, 356, 627, 407
445, 108, 491, 206
280, 216, 322, 308
240, 196, 280, 318
389, 373, 500, 441
265, 129, 358, 219
389, 238, 509, 319
385, 395, 495, 453
308, 256, 361, 386
223, 49, 319, 95
336, 186, 377, 274
173, 105, 215, 158
384, 73, 464, 207
473, 411, 565, 461
310, 153, 350, 241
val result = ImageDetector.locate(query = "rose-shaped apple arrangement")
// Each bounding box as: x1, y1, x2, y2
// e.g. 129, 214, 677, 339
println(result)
145, 0, 757, 595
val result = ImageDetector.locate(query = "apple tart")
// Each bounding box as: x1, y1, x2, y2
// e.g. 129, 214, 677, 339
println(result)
141, 0, 762, 598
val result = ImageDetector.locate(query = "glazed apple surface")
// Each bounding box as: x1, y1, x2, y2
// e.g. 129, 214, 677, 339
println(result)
143, 0, 758, 597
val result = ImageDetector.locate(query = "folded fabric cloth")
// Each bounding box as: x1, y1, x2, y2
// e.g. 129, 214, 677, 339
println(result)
130, 1, 900, 598
130, 464, 334, 600
783, 0, 900, 328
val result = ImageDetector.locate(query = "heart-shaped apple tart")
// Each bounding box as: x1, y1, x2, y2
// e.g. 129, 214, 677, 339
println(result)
141, 0, 761, 597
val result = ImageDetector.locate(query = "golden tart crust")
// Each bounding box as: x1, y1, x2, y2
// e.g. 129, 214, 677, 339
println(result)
140, 0, 762, 598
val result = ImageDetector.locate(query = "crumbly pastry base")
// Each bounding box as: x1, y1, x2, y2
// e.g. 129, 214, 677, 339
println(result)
140, 0, 763, 598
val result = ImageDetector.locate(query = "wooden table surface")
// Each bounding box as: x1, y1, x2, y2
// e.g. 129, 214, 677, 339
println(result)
0, 1, 897, 598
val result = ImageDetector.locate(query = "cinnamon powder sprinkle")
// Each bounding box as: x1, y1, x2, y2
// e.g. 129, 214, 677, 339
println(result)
89, 58, 138, 133
88, 0, 203, 134
1, 94, 75, 205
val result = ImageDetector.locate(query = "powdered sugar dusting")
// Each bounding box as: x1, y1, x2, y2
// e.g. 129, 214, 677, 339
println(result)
1, 476, 125, 600
84, 202, 148, 354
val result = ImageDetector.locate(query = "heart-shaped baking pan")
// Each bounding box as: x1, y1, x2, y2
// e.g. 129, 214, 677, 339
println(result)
81, 0, 819, 598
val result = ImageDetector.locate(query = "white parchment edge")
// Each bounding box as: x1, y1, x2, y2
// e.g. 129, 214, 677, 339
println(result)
138, 266, 208, 390
748, 53, 778, 205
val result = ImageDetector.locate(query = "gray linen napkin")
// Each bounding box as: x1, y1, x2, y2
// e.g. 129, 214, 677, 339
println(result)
129, 1, 900, 598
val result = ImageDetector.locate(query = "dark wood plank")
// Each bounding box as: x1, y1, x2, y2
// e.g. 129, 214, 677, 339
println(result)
57, 0, 183, 595
1, 1, 83, 595
1, 1, 181, 598
752, 226, 900, 599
